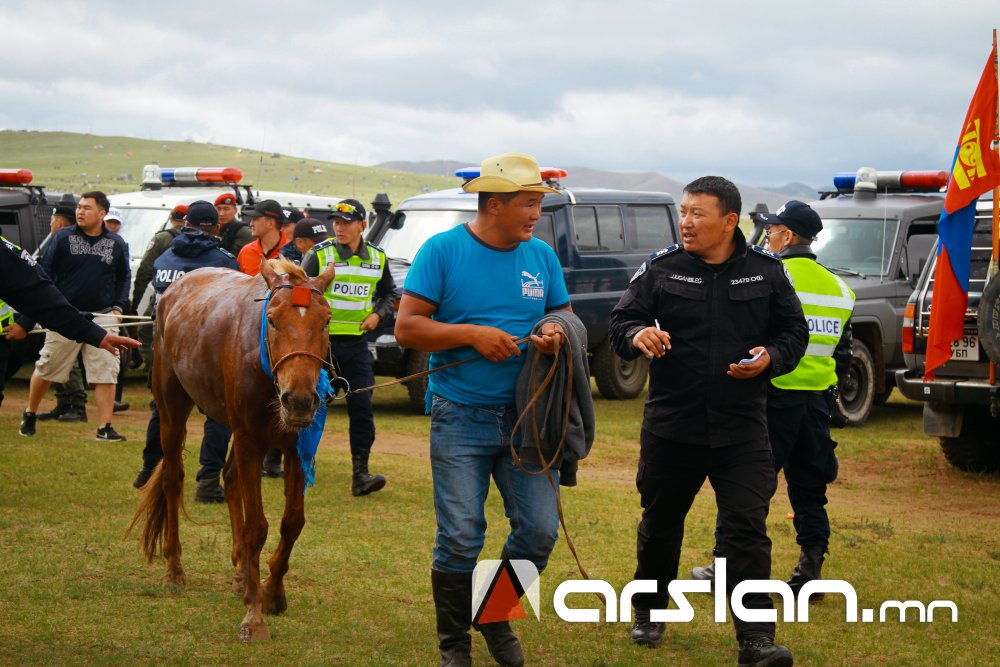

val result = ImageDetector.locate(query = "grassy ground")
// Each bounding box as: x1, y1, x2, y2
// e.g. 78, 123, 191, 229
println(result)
0, 130, 457, 206
0, 380, 997, 666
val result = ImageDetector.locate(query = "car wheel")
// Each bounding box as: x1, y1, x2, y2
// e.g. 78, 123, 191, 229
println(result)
834, 340, 875, 426
939, 407, 1000, 473
978, 275, 1000, 366
592, 340, 648, 400
403, 350, 430, 412
873, 385, 894, 405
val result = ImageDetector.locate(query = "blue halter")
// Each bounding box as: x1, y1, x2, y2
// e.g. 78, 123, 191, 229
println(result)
259, 287, 329, 493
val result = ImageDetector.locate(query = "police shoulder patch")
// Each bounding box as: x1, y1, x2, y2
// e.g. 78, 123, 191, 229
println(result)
750, 245, 781, 262
650, 244, 681, 263
218, 248, 236, 260
630, 262, 647, 284
312, 238, 335, 252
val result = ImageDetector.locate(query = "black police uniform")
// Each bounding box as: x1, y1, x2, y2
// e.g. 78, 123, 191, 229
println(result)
140, 229, 240, 481
608, 228, 808, 642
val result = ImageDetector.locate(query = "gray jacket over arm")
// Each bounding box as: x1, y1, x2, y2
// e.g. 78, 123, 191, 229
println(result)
515, 310, 595, 487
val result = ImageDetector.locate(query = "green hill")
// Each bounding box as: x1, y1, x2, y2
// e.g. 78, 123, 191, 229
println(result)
0, 130, 457, 207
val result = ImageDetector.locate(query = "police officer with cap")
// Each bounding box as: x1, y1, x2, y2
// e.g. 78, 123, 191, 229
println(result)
302, 198, 398, 496
131, 200, 241, 501
609, 176, 807, 666
692, 200, 855, 601
215, 193, 253, 255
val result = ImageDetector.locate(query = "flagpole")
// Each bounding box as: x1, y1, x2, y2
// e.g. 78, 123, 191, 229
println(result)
992, 28, 998, 385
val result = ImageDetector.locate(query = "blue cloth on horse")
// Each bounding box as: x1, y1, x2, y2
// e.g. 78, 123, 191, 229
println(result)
259, 289, 329, 493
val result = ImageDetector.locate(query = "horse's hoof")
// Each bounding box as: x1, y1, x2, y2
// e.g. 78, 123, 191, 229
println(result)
239, 620, 271, 643
164, 569, 186, 589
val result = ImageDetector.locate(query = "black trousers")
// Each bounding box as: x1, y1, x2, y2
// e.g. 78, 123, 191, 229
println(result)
142, 406, 231, 481
331, 337, 376, 459
0, 336, 10, 407
633, 431, 778, 640
713, 389, 840, 553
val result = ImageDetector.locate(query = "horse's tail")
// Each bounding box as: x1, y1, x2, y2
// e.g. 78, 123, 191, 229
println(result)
128, 461, 177, 562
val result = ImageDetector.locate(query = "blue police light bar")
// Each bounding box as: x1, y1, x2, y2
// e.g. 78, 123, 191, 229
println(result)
454, 167, 480, 180
834, 170, 948, 192
160, 167, 243, 186
454, 167, 568, 181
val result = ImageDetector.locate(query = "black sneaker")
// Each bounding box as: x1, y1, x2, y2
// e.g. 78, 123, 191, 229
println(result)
113, 401, 130, 413
737, 635, 793, 667
96, 424, 126, 442
37, 405, 70, 421
629, 609, 665, 648
132, 467, 154, 489
19, 411, 37, 437
58, 407, 88, 423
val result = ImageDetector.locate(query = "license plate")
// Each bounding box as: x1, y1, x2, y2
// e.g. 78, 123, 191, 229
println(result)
950, 335, 979, 361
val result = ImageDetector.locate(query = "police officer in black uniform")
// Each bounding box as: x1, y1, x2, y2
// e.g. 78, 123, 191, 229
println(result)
609, 176, 807, 667
131, 201, 240, 502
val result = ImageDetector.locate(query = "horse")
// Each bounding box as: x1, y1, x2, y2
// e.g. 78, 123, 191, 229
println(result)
132, 256, 336, 642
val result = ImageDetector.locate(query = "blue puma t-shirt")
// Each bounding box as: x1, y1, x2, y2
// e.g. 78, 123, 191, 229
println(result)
403, 223, 570, 406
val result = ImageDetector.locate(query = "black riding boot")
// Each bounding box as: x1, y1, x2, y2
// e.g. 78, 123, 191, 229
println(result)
474, 618, 525, 667
786, 545, 826, 599
431, 569, 472, 667
351, 453, 386, 496
262, 447, 283, 478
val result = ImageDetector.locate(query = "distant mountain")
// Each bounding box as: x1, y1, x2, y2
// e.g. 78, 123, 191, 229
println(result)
764, 182, 822, 202
376, 160, 473, 178
379, 160, 795, 214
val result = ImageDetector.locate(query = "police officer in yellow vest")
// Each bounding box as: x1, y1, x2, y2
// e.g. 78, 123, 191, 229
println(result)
302, 199, 399, 496
692, 200, 855, 598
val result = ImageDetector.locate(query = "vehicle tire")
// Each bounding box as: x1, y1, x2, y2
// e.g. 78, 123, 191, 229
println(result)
834, 340, 875, 426
592, 340, 648, 400
403, 350, 431, 412
873, 385, 894, 405
978, 275, 1000, 366
939, 407, 1000, 473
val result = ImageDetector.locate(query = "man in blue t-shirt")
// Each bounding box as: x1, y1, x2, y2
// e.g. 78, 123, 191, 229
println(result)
396, 152, 570, 667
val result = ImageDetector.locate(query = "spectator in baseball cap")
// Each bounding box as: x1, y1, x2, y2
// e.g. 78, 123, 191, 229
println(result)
294, 218, 330, 254
238, 199, 289, 275
104, 207, 124, 235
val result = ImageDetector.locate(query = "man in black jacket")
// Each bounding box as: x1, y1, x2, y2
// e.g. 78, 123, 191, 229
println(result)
0, 237, 138, 408
18, 191, 132, 441
608, 176, 807, 667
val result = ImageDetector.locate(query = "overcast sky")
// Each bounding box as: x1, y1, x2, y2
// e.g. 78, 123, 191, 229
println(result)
2, 1, 997, 187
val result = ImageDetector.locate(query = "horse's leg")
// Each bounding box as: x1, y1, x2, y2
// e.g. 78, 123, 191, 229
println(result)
234, 431, 270, 642
223, 448, 247, 598
262, 446, 305, 615
156, 366, 194, 587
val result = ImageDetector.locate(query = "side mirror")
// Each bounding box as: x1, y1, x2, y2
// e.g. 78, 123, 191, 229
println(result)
390, 212, 406, 230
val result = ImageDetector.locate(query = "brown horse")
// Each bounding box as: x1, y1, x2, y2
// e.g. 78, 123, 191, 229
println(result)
132, 257, 336, 642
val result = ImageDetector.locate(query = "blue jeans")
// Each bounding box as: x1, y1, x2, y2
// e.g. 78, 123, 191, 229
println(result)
430, 395, 560, 574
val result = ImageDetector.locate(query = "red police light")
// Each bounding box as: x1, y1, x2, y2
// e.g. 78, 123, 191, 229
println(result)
899, 171, 948, 191
0, 169, 33, 185
160, 167, 243, 185
540, 168, 568, 180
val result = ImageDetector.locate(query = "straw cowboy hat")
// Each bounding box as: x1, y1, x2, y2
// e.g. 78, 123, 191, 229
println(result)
462, 152, 560, 195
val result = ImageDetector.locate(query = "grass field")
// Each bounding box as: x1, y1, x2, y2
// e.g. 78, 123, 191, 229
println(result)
0, 379, 998, 666
0, 130, 457, 206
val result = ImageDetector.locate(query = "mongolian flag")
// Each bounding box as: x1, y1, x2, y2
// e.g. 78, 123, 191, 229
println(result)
925, 45, 1000, 379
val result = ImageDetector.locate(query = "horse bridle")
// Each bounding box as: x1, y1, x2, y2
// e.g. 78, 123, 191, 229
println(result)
259, 284, 338, 382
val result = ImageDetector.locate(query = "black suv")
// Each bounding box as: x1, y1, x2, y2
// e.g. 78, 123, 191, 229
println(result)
365, 178, 679, 410
0, 169, 68, 253
895, 198, 999, 472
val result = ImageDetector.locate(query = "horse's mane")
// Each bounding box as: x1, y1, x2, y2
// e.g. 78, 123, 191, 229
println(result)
268, 257, 309, 285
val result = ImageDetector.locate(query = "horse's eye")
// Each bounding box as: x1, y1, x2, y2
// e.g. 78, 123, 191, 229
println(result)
267, 317, 277, 329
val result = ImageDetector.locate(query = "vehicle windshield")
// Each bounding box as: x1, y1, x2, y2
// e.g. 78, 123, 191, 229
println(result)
813, 217, 900, 276
378, 209, 473, 264
113, 208, 173, 261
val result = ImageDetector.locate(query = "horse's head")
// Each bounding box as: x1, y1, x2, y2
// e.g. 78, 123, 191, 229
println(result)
260, 257, 336, 429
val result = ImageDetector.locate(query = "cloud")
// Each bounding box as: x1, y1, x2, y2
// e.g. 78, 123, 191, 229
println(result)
2, 0, 997, 187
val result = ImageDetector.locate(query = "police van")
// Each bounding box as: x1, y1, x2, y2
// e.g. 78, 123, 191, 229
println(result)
110, 164, 345, 309
365, 167, 680, 409
0, 168, 72, 253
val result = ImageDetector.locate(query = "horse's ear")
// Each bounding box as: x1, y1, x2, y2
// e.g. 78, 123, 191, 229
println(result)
313, 261, 336, 293
260, 255, 281, 289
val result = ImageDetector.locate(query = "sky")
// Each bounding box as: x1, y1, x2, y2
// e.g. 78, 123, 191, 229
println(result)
2, 1, 998, 188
